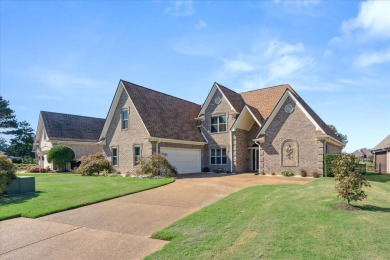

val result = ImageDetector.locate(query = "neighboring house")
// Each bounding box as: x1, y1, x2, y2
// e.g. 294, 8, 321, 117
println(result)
33, 111, 105, 170
353, 148, 373, 162
100, 80, 343, 176
371, 135, 390, 174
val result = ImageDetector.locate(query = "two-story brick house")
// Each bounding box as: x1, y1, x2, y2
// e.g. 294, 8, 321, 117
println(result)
99, 80, 342, 176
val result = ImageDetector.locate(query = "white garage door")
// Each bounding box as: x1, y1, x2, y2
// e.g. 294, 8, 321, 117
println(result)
160, 148, 201, 174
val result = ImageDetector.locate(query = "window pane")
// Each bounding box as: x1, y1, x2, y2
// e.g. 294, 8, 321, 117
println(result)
222, 157, 227, 164
134, 146, 140, 156
211, 125, 218, 133
112, 157, 117, 166
219, 124, 226, 132
211, 149, 215, 156
112, 148, 117, 156
219, 115, 226, 123
216, 149, 221, 156
211, 157, 215, 164
222, 149, 226, 156
216, 157, 221, 164
211, 117, 218, 124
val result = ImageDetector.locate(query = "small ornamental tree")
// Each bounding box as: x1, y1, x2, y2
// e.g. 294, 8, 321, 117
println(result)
47, 145, 75, 171
333, 154, 370, 205
0, 154, 17, 194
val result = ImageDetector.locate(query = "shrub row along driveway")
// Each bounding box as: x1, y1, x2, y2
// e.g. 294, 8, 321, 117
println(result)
0, 174, 312, 259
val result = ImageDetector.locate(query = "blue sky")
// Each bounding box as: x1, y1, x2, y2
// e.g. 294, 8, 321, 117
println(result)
1, 0, 389, 152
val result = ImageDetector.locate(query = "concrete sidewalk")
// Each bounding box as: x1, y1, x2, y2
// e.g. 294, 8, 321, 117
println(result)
0, 174, 312, 259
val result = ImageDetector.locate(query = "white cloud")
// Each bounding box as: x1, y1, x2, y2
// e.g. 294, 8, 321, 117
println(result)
224, 58, 255, 72
342, 0, 390, 38
194, 20, 207, 30
164, 0, 194, 17
266, 40, 304, 57
354, 48, 390, 67
269, 55, 313, 78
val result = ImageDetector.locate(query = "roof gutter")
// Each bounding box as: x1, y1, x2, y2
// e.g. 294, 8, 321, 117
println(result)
147, 137, 207, 146
316, 135, 343, 147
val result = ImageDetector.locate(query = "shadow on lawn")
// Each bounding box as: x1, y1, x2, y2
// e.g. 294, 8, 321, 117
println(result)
359, 205, 390, 213
0, 191, 43, 205
366, 175, 390, 183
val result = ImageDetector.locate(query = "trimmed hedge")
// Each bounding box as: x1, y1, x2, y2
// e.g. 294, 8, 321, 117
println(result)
0, 155, 17, 194
324, 154, 342, 177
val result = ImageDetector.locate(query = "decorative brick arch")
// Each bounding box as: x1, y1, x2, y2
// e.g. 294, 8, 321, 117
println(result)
281, 139, 299, 167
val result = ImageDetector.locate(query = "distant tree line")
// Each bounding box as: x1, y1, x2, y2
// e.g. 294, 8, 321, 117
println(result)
0, 96, 35, 163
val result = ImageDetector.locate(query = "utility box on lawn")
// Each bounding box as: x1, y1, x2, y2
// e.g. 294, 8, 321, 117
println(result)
6, 176, 35, 196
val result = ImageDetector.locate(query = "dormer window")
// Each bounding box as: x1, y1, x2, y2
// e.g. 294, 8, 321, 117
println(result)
211, 115, 226, 133
122, 109, 128, 129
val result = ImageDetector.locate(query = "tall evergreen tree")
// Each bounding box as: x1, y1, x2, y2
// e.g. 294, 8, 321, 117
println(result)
0, 96, 18, 134
5, 121, 35, 162
328, 124, 348, 149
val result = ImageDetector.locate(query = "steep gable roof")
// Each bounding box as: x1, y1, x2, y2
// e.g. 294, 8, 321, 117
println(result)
40, 111, 105, 142
217, 83, 246, 113
240, 84, 340, 141
240, 84, 293, 120
372, 134, 390, 151
122, 80, 205, 143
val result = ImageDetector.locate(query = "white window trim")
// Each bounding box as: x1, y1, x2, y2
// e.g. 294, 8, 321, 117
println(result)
211, 114, 227, 133
112, 147, 118, 166
133, 144, 141, 166
210, 148, 227, 165
121, 108, 129, 130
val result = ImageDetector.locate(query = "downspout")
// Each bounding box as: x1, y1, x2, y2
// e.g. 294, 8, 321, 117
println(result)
156, 140, 161, 154
323, 140, 327, 177
230, 130, 234, 173
254, 140, 261, 175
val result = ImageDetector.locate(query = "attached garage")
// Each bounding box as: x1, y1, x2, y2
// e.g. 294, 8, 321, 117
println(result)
160, 147, 201, 174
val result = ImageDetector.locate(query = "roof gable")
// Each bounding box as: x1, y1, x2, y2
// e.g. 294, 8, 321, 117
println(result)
231, 105, 261, 132
39, 111, 105, 142
256, 90, 343, 146
198, 82, 242, 116
372, 134, 390, 151
122, 81, 205, 142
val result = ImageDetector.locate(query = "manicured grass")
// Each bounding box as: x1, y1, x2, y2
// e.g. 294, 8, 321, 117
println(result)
0, 173, 174, 220
148, 175, 390, 259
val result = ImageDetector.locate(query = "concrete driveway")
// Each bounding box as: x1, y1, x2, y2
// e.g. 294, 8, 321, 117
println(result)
0, 173, 312, 259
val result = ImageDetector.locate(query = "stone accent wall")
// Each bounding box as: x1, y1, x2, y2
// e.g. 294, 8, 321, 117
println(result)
259, 96, 323, 176
200, 89, 237, 172
103, 90, 152, 173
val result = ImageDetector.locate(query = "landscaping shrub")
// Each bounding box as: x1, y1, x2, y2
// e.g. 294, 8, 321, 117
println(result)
0, 155, 17, 194
299, 168, 308, 177
28, 165, 40, 173
47, 145, 75, 171
281, 170, 294, 177
333, 154, 370, 205
202, 167, 210, 173
260, 170, 265, 175
16, 164, 37, 171
75, 153, 110, 176
137, 153, 177, 177
271, 172, 276, 176
324, 154, 342, 177
312, 171, 321, 178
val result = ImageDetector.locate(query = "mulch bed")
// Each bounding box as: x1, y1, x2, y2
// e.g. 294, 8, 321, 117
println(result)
332, 203, 362, 211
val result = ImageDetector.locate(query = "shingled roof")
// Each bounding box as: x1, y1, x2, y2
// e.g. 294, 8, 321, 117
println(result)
122, 80, 205, 143
40, 111, 105, 142
372, 134, 390, 151
217, 83, 246, 113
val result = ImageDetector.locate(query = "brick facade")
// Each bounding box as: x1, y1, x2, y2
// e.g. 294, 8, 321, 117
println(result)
103, 90, 153, 174
259, 96, 324, 176
200, 90, 236, 172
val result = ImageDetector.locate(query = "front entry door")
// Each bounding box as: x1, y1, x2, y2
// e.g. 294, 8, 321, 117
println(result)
252, 148, 259, 171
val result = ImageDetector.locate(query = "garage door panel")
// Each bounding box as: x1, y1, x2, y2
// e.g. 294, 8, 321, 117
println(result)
160, 148, 201, 174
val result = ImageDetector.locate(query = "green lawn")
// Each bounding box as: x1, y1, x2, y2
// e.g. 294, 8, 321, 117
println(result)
148, 175, 390, 259
0, 174, 174, 220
